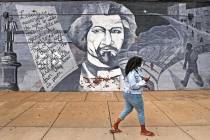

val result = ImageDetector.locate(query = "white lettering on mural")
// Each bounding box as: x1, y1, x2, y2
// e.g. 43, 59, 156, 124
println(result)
16, 5, 78, 91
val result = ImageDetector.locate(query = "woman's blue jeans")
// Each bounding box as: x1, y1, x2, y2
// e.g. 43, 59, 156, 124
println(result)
119, 92, 145, 125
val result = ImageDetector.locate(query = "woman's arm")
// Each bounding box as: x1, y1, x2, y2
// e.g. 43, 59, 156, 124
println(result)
128, 71, 146, 90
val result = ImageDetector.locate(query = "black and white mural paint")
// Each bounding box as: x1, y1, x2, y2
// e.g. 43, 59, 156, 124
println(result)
0, 1, 210, 92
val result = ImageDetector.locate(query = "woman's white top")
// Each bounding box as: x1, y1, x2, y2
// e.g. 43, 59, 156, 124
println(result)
124, 68, 146, 94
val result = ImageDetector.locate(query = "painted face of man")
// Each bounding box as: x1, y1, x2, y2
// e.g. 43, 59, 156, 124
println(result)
87, 15, 124, 67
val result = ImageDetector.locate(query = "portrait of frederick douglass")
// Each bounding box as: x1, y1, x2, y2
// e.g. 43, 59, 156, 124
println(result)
53, 2, 138, 91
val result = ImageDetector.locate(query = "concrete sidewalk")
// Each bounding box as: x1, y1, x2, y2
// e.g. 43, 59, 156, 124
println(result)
0, 90, 209, 140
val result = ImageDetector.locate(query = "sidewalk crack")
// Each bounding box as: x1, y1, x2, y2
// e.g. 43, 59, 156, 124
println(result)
0, 102, 37, 129
41, 102, 68, 140
151, 101, 196, 140
107, 101, 115, 140
84, 92, 89, 102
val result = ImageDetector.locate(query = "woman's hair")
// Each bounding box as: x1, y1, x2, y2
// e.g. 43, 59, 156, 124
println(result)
125, 56, 143, 76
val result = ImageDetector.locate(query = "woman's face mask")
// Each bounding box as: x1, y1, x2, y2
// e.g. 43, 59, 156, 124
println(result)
139, 62, 143, 67
137, 66, 142, 71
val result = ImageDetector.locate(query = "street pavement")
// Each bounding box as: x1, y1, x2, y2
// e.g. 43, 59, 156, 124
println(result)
0, 90, 209, 140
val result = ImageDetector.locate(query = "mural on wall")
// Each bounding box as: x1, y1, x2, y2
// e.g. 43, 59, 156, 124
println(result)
0, 1, 210, 92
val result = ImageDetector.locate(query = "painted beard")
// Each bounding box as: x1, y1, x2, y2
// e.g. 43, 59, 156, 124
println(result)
96, 46, 119, 68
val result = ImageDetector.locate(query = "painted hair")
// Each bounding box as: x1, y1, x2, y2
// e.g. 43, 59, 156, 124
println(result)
125, 56, 143, 76
68, 1, 137, 51
186, 43, 192, 50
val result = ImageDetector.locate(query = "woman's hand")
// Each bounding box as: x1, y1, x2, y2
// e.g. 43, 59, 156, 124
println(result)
143, 76, 150, 82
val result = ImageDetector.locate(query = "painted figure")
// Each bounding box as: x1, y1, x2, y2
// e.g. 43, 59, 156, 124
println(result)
181, 43, 204, 87
3, 12, 18, 53
0, 12, 21, 91
52, 2, 137, 91
110, 56, 155, 136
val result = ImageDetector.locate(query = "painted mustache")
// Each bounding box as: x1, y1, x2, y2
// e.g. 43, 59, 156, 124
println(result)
95, 46, 119, 66
98, 46, 119, 56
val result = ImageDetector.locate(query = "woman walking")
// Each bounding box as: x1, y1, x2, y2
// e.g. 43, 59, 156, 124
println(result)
110, 56, 154, 136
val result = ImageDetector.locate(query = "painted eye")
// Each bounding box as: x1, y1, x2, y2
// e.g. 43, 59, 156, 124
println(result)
91, 28, 104, 33
111, 29, 122, 34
